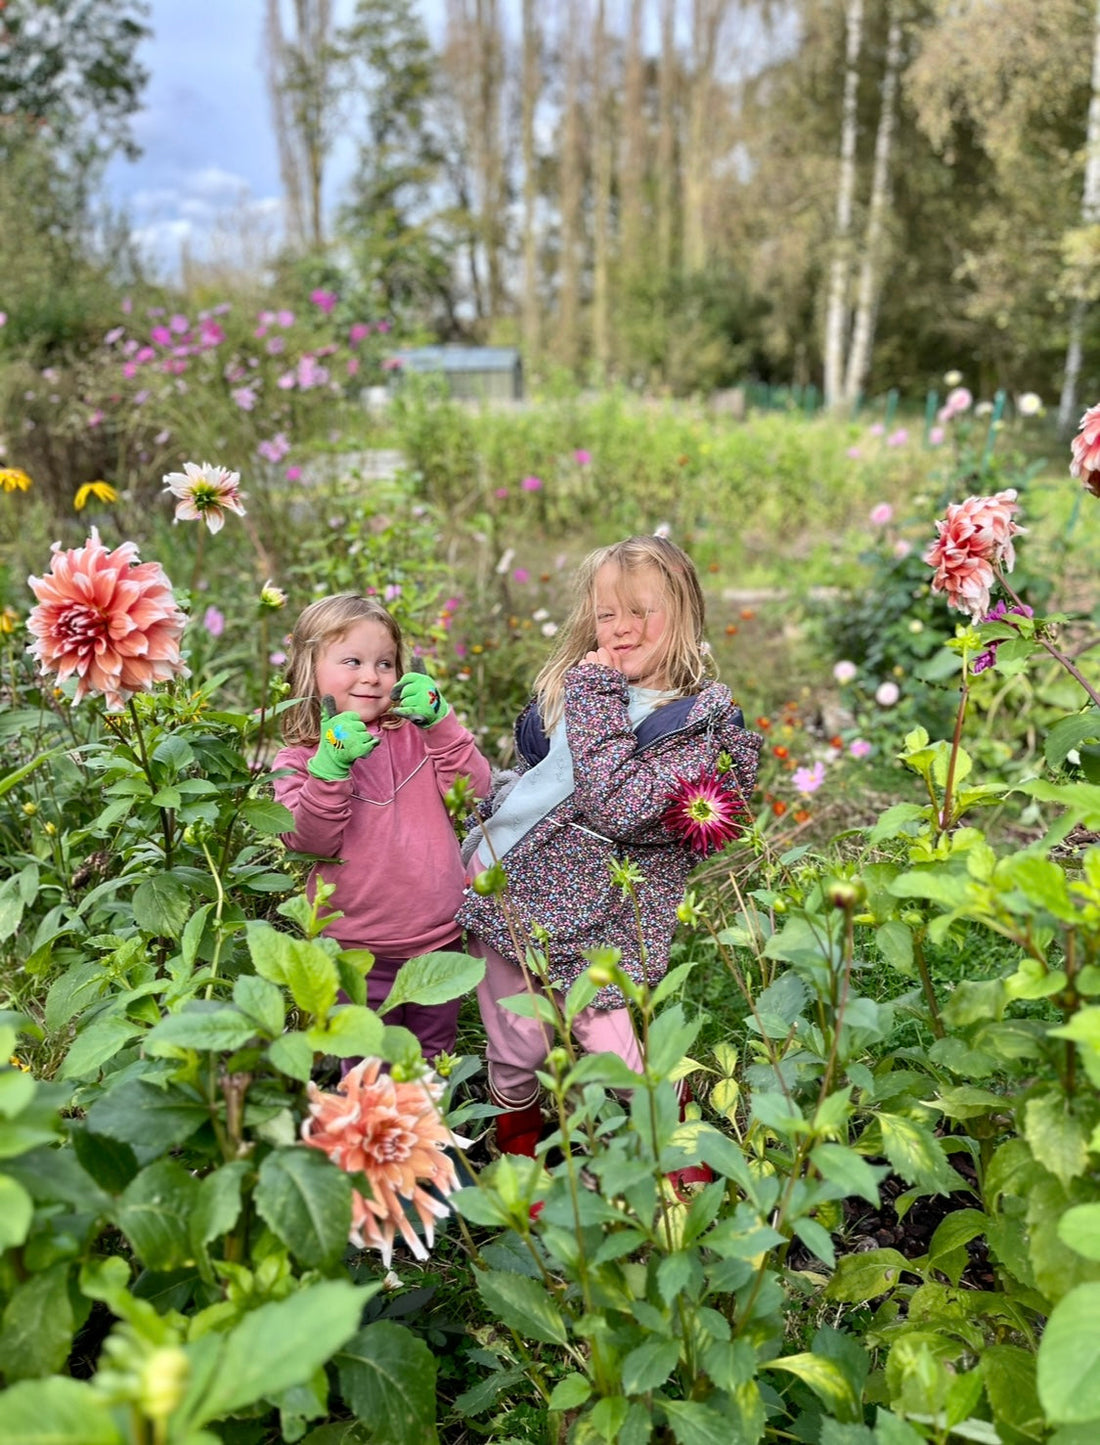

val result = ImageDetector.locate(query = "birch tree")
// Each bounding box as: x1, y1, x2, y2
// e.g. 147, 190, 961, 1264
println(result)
619, 0, 647, 283
656, 0, 678, 276
822, 0, 863, 409
521, 0, 541, 366
591, 0, 613, 374
843, 0, 902, 406
555, 0, 584, 369
1059, 0, 1100, 433
683, 0, 730, 274
265, 0, 342, 252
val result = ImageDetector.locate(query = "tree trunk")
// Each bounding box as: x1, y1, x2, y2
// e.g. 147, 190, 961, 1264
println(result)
822, 0, 863, 410
556, 0, 584, 371
843, 0, 902, 407
656, 0, 677, 276
477, 0, 506, 317
1059, 0, 1100, 433
684, 0, 727, 274
521, 0, 541, 369
592, 0, 612, 375
619, 0, 646, 283
264, 0, 336, 253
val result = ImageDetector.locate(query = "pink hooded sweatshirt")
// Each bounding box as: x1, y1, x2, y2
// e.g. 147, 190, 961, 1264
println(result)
273, 712, 492, 958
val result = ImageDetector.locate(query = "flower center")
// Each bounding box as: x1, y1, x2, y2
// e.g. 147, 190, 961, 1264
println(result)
687, 797, 719, 824
362, 1114, 416, 1165
58, 603, 107, 649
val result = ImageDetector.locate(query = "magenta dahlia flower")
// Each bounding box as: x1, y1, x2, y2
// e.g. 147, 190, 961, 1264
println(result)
663, 771, 749, 856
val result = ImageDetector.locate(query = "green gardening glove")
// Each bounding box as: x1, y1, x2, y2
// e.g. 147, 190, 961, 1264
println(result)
389, 668, 451, 727
307, 695, 378, 779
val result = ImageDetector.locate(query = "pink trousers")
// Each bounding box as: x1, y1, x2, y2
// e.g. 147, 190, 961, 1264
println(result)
468, 933, 644, 1107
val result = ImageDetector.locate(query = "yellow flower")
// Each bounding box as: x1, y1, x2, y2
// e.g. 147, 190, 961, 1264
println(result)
259, 580, 287, 611
0, 607, 19, 633
0, 466, 32, 492
73, 480, 119, 511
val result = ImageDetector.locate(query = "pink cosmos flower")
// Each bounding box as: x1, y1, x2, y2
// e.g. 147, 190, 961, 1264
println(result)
846, 447, 862, 460
276, 309, 295, 327
849, 738, 872, 759
893, 540, 912, 559
257, 433, 291, 464
1069, 401, 1100, 497
494, 487, 509, 499
833, 660, 857, 685
663, 771, 749, 856
150, 325, 172, 347
231, 386, 257, 411
869, 503, 893, 526
266, 336, 286, 355
928, 426, 945, 446
104, 326, 126, 346
875, 681, 900, 706
269, 650, 287, 666
924, 488, 1024, 619
203, 605, 225, 637
574, 449, 592, 465
349, 322, 371, 345
869, 423, 885, 437
384, 584, 402, 602
300, 1058, 464, 1267
886, 428, 909, 447
792, 761, 826, 794
971, 600, 1034, 674
26, 528, 189, 710
521, 476, 543, 492
162, 461, 246, 534
310, 289, 338, 314
286, 466, 302, 482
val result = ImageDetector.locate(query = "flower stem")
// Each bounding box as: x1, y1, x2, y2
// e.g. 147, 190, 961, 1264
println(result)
995, 565, 1100, 709
938, 674, 970, 832
128, 699, 173, 867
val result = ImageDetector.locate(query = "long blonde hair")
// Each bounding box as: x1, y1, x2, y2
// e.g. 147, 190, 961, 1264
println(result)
281, 594, 407, 745
535, 535, 713, 730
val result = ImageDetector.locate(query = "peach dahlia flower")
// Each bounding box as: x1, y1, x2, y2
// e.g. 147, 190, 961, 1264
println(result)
924, 488, 1024, 620
1069, 402, 1100, 497
27, 528, 188, 710
301, 1058, 464, 1267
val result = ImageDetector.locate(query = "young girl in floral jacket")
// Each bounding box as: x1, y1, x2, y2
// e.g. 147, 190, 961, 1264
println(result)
458, 536, 762, 1158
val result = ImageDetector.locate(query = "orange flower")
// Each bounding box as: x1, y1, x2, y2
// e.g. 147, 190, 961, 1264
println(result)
26, 528, 188, 710
301, 1059, 465, 1267
725, 624, 738, 635
772, 800, 788, 816
794, 808, 811, 824
772, 745, 788, 759
756, 716, 771, 730
740, 608, 755, 621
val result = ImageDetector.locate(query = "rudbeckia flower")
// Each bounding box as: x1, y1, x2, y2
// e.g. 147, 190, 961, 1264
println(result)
74, 481, 119, 511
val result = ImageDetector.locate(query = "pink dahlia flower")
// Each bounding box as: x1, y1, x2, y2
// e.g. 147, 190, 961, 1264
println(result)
924, 488, 1024, 619
1069, 402, 1100, 497
26, 528, 188, 710
162, 461, 246, 534
663, 771, 749, 857
301, 1059, 464, 1267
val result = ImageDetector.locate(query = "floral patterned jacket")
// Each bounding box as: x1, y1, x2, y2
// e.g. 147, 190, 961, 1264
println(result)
457, 663, 763, 1009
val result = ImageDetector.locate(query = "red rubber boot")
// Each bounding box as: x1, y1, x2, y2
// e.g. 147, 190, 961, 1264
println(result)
494, 1100, 544, 1158
666, 1082, 715, 1200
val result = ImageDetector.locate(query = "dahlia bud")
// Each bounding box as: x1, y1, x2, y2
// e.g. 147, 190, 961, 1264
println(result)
259, 580, 287, 611
826, 877, 866, 911
471, 863, 507, 896
21, 802, 36, 816
139, 1346, 189, 1422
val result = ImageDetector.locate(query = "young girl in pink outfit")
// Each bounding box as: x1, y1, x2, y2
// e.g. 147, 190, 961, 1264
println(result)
458, 536, 762, 1157
273, 594, 492, 1061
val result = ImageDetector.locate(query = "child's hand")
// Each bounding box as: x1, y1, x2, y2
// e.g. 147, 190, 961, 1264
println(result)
582, 647, 620, 670
389, 670, 451, 726
307, 695, 378, 779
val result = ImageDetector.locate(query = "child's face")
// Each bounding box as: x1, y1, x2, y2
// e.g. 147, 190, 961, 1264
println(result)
314, 619, 398, 725
593, 563, 669, 686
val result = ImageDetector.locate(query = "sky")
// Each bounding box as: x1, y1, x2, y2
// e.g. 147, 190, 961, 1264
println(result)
102, 0, 360, 277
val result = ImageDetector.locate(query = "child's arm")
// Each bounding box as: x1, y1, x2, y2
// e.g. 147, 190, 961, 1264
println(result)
419, 710, 494, 802
563, 665, 760, 837
272, 746, 357, 857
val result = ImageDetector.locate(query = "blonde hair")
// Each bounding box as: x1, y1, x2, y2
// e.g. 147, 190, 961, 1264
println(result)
281, 594, 408, 745
535, 535, 713, 730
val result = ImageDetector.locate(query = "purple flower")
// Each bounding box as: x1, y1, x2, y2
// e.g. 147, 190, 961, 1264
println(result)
266, 336, 286, 355
310, 289, 338, 314
972, 600, 1033, 674
203, 605, 226, 637
574, 449, 592, 465
349, 322, 371, 345
521, 475, 543, 492
846, 446, 862, 460
928, 425, 945, 446
869, 503, 893, 525
104, 326, 126, 346
269, 650, 287, 666
170, 314, 189, 334
849, 738, 872, 759
257, 433, 291, 464
286, 465, 302, 482
384, 584, 402, 602
513, 568, 530, 583
869, 423, 885, 437
276, 309, 295, 327
494, 487, 509, 499
886, 428, 909, 448
232, 387, 257, 411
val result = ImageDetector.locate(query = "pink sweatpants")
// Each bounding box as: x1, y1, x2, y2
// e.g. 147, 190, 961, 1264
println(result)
469, 933, 644, 1107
